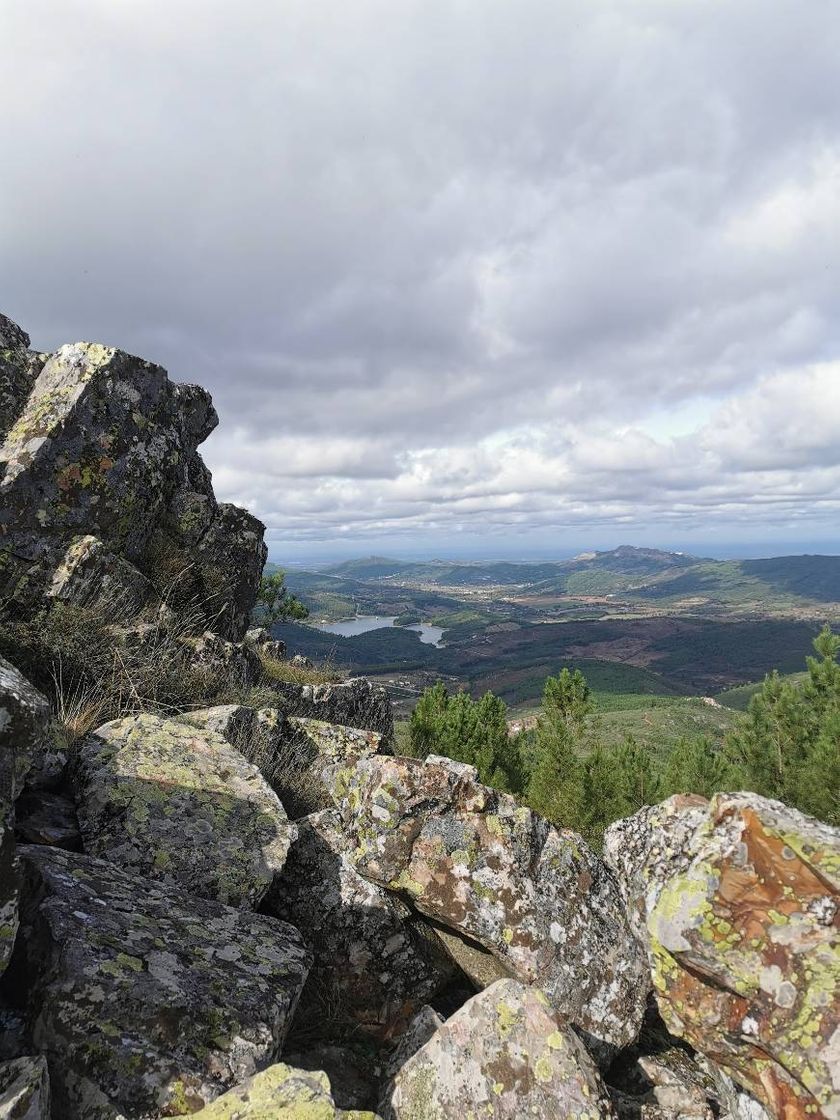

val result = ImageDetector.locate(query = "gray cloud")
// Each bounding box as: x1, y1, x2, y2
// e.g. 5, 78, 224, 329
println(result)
3, 0, 840, 556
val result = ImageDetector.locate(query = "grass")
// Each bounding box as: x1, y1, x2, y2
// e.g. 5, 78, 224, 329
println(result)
257, 650, 341, 688
716, 671, 808, 711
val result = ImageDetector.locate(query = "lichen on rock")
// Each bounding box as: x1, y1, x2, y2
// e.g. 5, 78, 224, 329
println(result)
381, 978, 616, 1119
605, 793, 840, 1120
11, 844, 311, 1119
328, 753, 648, 1051
73, 713, 297, 908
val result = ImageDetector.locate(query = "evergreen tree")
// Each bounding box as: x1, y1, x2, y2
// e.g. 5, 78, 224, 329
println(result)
407, 684, 524, 793
660, 735, 738, 799
723, 625, 840, 824
524, 669, 591, 827
255, 570, 309, 624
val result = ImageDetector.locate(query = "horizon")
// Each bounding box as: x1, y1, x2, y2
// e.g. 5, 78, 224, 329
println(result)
272, 539, 840, 570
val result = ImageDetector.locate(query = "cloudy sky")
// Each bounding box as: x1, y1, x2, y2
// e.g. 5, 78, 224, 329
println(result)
3, 1, 840, 562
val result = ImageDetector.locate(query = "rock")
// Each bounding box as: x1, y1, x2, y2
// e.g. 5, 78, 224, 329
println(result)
73, 713, 296, 908
270, 678, 394, 748
181, 631, 262, 688
329, 754, 648, 1051
0, 314, 30, 353
0, 341, 217, 600
0, 1055, 50, 1120
0, 656, 49, 978
15, 791, 80, 849
290, 716, 383, 770
265, 809, 454, 1037
0, 654, 49, 802
47, 534, 157, 616
605, 793, 840, 1120
178, 707, 382, 818
0, 327, 266, 638
379, 1005, 443, 1085
424, 922, 511, 990
291, 654, 314, 669
282, 1045, 378, 1112
180, 1062, 380, 1118
381, 979, 615, 1120
12, 844, 311, 1118
245, 628, 287, 661
0, 316, 47, 450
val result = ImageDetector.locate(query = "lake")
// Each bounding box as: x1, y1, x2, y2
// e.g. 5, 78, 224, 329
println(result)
313, 615, 445, 645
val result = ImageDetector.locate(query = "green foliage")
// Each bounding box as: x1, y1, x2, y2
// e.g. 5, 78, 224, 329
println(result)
408, 683, 525, 793
255, 570, 309, 624
659, 736, 736, 799
722, 625, 840, 823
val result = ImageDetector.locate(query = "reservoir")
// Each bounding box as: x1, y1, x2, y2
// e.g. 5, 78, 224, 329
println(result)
314, 615, 445, 645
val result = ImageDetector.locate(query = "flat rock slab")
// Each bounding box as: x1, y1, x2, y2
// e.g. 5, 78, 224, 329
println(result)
265, 809, 453, 1038
605, 793, 840, 1120
74, 713, 296, 907
12, 845, 311, 1119
329, 754, 648, 1050
182, 1062, 380, 1118
0, 1055, 50, 1120
382, 979, 615, 1120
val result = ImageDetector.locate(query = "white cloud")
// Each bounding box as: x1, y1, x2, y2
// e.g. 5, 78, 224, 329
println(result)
2, 0, 840, 554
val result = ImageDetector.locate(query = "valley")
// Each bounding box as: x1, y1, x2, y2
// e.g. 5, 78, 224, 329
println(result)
272, 547, 840, 720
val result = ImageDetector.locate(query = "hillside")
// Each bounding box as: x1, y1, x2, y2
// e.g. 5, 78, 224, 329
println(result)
284, 547, 840, 623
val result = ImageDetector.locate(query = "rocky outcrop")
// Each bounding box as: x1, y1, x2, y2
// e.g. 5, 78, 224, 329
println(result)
0, 316, 265, 638
0, 1055, 50, 1120
265, 809, 454, 1037
179, 705, 385, 817
182, 1062, 380, 1119
270, 678, 395, 748
73, 714, 296, 907
381, 979, 616, 1119
604, 793, 840, 1120
10, 845, 311, 1118
329, 754, 648, 1051
0, 657, 49, 977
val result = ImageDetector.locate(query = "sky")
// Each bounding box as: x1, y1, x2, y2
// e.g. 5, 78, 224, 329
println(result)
3, 1, 840, 563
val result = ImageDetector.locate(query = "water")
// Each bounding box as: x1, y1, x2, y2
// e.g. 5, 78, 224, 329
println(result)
313, 615, 445, 646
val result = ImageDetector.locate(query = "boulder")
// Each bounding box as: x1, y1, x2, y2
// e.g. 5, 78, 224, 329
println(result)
289, 716, 383, 770
0, 654, 49, 803
604, 793, 840, 1120
178, 706, 382, 818
180, 631, 262, 687
0, 323, 266, 638
73, 713, 296, 908
180, 1062, 380, 1119
282, 1045, 378, 1112
379, 1005, 443, 1086
329, 754, 648, 1050
270, 678, 394, 747
0, 341, 216, 596
11, 844, 311, 1118
381, 979, 615, 1120
0, 1055, 50, 1120
47, 534, 157, 616
0, 315, 46, 449
0, 657, 49, 977
265, 809, 454, 1037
